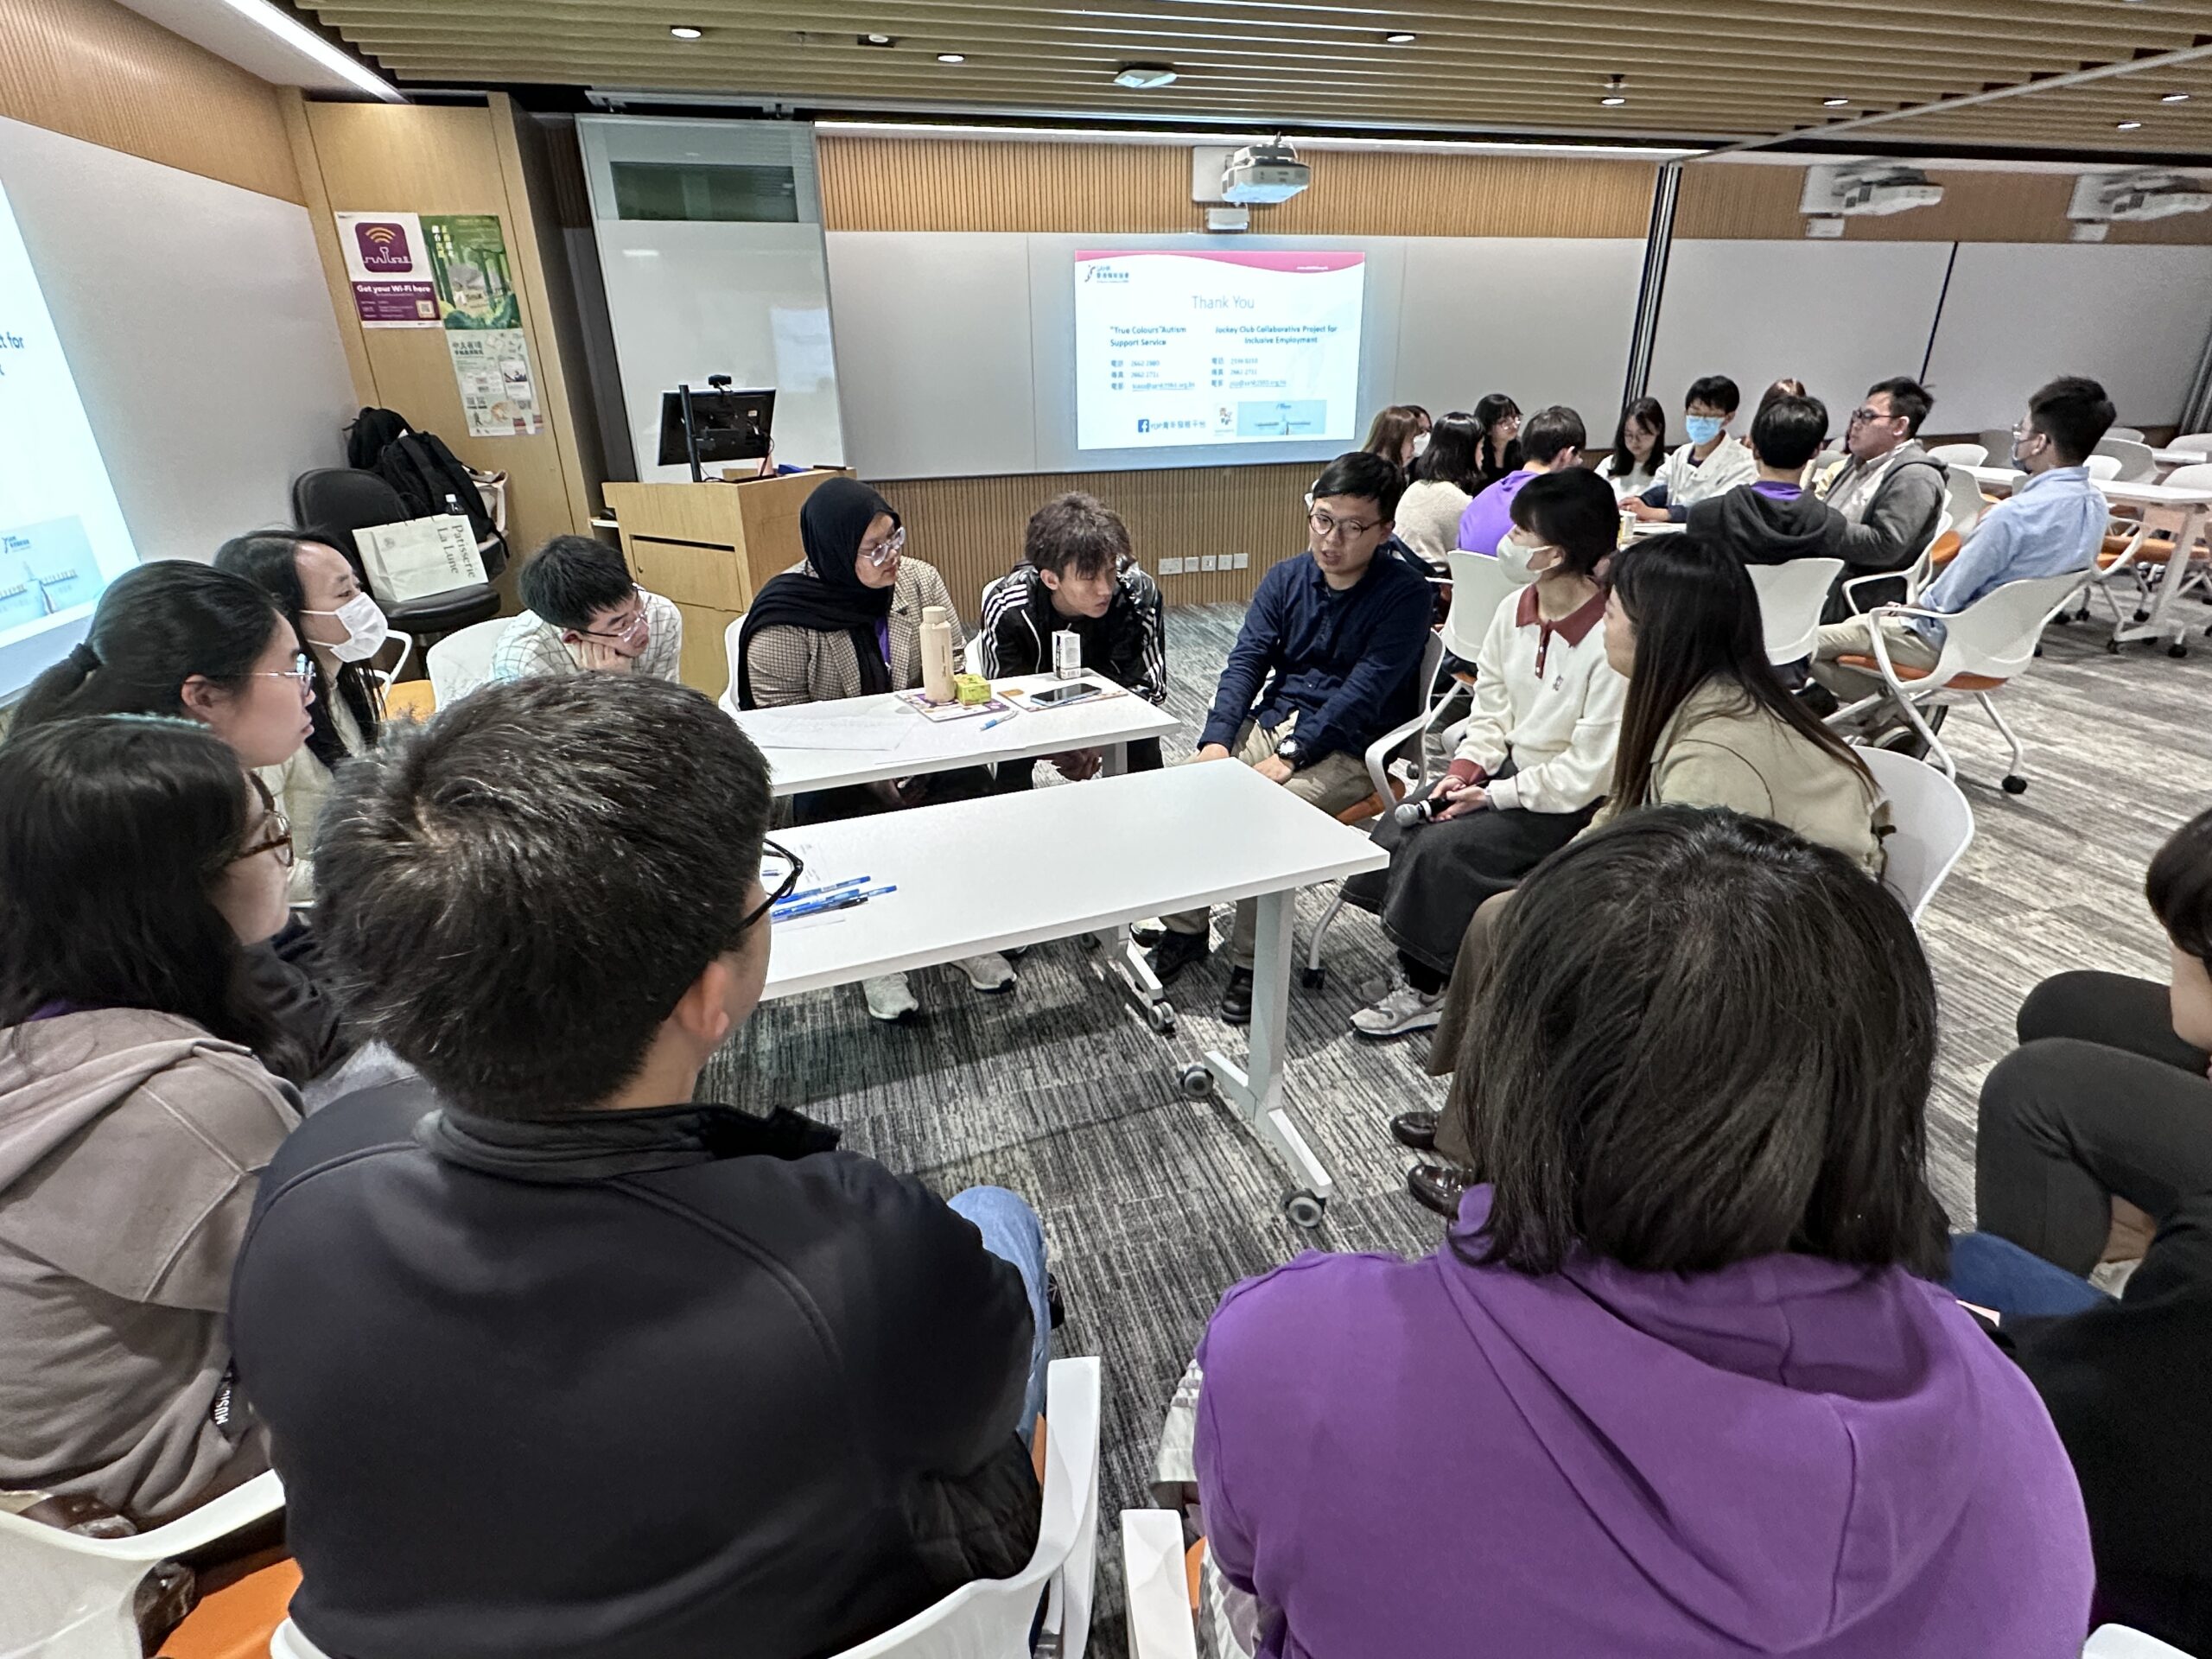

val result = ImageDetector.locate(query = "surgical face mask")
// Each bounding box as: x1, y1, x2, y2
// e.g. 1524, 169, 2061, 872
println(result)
304, 593, 389, 663
1410, 431, 1431, 458
1495, 533, 1547, 584
1684, 415, 1726, 446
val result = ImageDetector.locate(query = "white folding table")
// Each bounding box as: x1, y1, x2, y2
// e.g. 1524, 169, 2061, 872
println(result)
730, 673, 1180, 797
763, 760, 1389, 1225
1965, 465, 2212, 656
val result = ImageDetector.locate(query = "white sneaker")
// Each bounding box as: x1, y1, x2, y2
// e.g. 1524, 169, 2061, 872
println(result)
1351, 982, 1444, 1039
954, 952, 1017, 994
863, 972, 920, 1023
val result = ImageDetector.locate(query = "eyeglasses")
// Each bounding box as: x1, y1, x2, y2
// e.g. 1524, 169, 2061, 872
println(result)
577, 592, 650, 644
1847, 406, 1900, 427
232, 776, 294, 869
1309, 507, 1379, 542
739, 840, 805, 934
862, 527, 906, 569
254, 652, 314, 690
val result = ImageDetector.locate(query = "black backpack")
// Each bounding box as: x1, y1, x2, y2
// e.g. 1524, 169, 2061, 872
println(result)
345, 407, 509, 579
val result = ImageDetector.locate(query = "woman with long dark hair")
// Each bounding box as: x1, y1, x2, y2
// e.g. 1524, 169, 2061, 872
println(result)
1192, 808, 2090, 1659
1394, 412, 1484, 563
1598, 395, 1669, 499
0, 715, 301, 1522
216, 533, 386, 901
1470, 392, 1523, 491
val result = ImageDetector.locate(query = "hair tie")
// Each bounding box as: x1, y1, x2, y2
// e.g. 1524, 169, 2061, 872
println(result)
67, 642, 99, 672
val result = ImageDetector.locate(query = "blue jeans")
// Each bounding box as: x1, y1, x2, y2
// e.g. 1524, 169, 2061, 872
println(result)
1947, 1230, 2113, 1319
948, 1186, 1052, 1445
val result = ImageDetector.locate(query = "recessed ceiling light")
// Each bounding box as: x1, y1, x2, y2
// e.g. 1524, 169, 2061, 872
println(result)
859, 32, 894, 46
2116, 119, 2144, 130
1382, 31, 1418, 44
2161, 92, 2190, 103
1114, 64, 1179, 88
1822, 97, 1851, 107
937, 52, 965, 63
668, 24, 702, 39
1599, 95, 1627, 106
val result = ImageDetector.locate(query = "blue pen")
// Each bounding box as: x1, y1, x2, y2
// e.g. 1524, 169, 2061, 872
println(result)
773, 874, 869, 910
776, 884, 898, 921
979, 712, 1014, 731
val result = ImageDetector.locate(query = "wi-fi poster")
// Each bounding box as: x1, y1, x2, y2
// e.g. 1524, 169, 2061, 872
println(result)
336, 210, 440, 327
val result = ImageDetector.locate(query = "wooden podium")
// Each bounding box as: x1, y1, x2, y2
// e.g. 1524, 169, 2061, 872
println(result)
601, 468, 846, 698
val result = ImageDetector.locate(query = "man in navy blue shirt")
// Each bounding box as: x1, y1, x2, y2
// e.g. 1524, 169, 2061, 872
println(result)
1153, 449, 1434, 1023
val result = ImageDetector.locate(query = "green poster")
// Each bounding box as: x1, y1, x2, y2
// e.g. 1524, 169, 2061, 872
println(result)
421, 213, 522, 330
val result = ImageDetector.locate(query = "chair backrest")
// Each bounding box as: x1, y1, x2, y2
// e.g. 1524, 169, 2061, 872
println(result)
0, 1471, 283, 1659
2107, 425, 2145, 444
715, 612, 751, 717
290, 467, 410, 539
2163, 461, 2212, 494
2169, 432, 2212, 456
1745, 557, 1845, 664
1925, 442, 1986, 467
1442, 550, 1530, 660
1943, 469, 1989, 540
424, 617, 510, 708
1934, 569, 2090, 683
2086, 453, 2125, 482
1975, 428, 2018, 463
1854, 747, 1973, 924
2094, 437, 2156, 482
2084, 1624, 2195, 1657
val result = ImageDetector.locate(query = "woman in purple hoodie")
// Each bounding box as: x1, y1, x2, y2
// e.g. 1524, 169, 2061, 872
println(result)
1194, 806, 2094, 1657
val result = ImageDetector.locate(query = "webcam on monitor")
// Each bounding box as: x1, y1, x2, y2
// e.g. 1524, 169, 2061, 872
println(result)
658, 377, 775, 480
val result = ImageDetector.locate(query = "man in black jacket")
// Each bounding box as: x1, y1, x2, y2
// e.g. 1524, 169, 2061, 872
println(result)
1684, 392, 1850, 569
229, 675, 1051, 1659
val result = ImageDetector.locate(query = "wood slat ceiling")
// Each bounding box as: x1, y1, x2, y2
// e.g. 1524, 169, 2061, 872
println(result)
298, 0, 2212, 156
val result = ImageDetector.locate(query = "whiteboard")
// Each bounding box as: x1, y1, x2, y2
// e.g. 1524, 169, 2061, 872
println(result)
1922, 243, 2212, 432
1649, 240, 1953, 440
0, 113, 356, 569
1392, 238, 1645, 431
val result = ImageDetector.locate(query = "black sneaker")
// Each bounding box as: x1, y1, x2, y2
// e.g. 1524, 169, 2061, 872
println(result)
1408, 1162, 1474, 1218
1147, 928, 1211, 986
1390, 1110, 1440, 1152
1219, 966, 1255, 1025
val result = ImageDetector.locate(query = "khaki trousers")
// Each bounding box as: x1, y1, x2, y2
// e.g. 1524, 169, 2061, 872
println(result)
1809, 613, 1942, 704
1163, 715, 1375, 969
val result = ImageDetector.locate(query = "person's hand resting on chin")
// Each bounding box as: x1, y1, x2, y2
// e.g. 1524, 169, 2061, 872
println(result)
574, 638, 636, 674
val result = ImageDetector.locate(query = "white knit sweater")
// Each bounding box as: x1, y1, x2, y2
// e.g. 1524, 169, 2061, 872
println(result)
1449, 582, 1626, 814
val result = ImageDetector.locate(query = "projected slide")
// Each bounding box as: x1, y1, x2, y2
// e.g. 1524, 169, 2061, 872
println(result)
0, 177, 137, 658
1074, 250, 1364, 451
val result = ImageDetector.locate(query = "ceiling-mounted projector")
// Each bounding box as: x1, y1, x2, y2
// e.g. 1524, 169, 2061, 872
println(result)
1802, 162, 1944, 219
2069, 168, 2212, 223
1222, 140, 1310, 205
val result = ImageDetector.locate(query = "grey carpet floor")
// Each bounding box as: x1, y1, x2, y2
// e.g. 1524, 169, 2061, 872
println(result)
700, 599, 2212, 1653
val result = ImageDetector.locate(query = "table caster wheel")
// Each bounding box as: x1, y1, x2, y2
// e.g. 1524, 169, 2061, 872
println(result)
1179, 1062, 1215, 1099
1300, 964, 1326, 990
2169, 643, 2190, 659
2106, 639, 2122, 654
1146, 1002, 1177, 1037
2134, 608, 2152, 624
2002, 774, 2028, 795
1283, 1190, 1327, 1230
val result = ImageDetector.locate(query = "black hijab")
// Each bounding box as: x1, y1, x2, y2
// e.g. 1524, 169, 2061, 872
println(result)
735, 478, 901, 709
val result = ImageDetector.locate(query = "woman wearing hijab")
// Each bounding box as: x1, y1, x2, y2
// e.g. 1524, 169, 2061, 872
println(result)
736, 477, 1014, 1021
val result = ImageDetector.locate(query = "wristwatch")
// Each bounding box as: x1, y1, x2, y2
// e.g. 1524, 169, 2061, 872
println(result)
1274, 736, 1306, 771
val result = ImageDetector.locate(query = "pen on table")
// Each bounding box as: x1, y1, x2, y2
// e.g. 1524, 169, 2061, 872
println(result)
979, 713, 1014, 731
773, 874, 869, 910
775, 884, 898, 920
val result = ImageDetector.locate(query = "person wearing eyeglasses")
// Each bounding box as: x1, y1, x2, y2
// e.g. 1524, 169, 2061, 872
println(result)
1810, 377, 1949, 620
490, 535, 683, 685
11, 561, 348, 1084
0, 715, 302, 1529
1455, 405, 1586, 559
1152, 451, 1433, 1024
228, 676, 1053, 1659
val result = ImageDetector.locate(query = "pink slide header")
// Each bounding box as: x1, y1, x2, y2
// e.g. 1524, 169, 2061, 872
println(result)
1075, 250, 1364, 274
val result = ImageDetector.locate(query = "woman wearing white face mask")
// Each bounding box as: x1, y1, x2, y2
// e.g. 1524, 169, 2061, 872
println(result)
215, 533, 387, 903
1342, 469, 1626, 1039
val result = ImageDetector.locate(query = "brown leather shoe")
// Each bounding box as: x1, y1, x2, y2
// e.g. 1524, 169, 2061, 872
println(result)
1408, 1162, 1473, 1218
1390, 1110, 1439, 1152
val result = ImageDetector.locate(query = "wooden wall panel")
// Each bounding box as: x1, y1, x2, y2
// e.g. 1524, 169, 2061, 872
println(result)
1676, 161, 2212, 244
0, 0, 299, 201
874, 463, 1316, 620
817, 137, 1655, 238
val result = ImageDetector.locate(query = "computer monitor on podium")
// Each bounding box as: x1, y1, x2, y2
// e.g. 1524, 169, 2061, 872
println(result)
658, 381, 775, 480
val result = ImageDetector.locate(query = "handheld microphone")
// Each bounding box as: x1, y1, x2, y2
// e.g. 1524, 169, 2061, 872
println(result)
1393, 797, 1437, 827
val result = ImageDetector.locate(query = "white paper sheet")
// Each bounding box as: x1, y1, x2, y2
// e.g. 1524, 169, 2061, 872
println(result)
734, 707, 918, 753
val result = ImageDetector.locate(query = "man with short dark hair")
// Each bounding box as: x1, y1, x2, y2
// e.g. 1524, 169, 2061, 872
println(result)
1814, 375, 2114, 703
1813, 375, 1949, 614
229, 675, 1051, 1659
1686, 393, 1849, 567
1155, 450, 1433, 1023
1625, 374, 1758, 522
982, 491, 1166, 789
1456, 405, 1586, 556
490, 534, 683, 682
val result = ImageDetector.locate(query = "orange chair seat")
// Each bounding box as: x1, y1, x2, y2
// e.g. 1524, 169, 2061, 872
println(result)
382, 680, 436, 722
1929, 531, 1961, 569
2098, 533, 2180, 569
1834, 653, 2005, 691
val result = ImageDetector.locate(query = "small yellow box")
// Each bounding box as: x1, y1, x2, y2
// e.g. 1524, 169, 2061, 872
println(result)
954, 674, 991, 705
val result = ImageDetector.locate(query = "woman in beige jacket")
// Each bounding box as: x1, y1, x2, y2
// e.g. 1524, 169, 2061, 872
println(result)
1395, 534, 1890, 1213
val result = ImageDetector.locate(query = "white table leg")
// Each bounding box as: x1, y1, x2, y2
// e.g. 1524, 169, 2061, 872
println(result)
1103, 741, 1128, 778
1191, 887, 1335, 1224
2108, 505, 2208, 652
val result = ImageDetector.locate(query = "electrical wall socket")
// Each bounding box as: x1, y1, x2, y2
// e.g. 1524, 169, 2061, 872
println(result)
1157, 556, 1185, 575
1200, 555, 1220, 572
1230, 553, 1249, 569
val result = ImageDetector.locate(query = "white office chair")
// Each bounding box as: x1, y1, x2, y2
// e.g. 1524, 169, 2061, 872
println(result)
1827, 568, 2088, 793
1944, 468, 1990, 541
1924, 442, 1986, 467
276, 1358, 1101, 1659
2107, 425, 2146, 444
715, 612, 750, 716
0, 1470, 283, 1659
2084, 1625, 2195, 1657
1440, 549, 1531, 661
1853, 746, 1973, 924
968, 571, 1018, 677
1746, 557, 1844, 664
1840, 510, 1952, 614
2094, 437, 2157, 482
1976, 428, 2020, 467
2087, 453, 2125, 482
2170, 431, 2212, 456
2073, 460, 2212, 638
424, 616, 508, 708
1300, 632, 1454, 988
